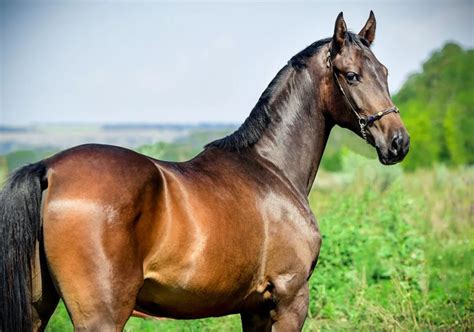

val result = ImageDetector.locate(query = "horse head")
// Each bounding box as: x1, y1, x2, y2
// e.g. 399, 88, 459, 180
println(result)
326, 11, 410, 165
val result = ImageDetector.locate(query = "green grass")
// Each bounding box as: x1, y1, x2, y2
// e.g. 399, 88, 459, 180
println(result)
303, 163, 473, 331
42, 157, 473, 331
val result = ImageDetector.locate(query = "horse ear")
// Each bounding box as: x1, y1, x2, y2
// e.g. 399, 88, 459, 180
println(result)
359, 10, 376, 46
332, 12, 347, 54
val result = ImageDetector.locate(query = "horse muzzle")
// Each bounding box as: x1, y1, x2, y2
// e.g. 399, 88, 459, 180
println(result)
376, 129, 410, 165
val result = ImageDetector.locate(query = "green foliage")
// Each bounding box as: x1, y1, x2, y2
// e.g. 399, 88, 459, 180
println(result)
3, 149, 54, 173
320, 128, 376, 172
304, 155, 472, 330
46, 302, 242, 332
393, 43, 474, 170
136, 130, 233, 162
0, 157, 7, 183
443, 100, 472, 165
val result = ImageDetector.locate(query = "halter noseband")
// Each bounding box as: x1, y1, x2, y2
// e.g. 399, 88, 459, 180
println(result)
326, 51, 399, 143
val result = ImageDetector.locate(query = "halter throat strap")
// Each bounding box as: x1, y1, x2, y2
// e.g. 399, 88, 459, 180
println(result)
326, 51, 399, 143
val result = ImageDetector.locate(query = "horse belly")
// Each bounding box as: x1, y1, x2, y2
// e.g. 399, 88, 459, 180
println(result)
135, 276, 250, 319
137, 223, 263, 318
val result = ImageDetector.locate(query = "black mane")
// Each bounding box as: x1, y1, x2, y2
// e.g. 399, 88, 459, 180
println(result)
289, 37, 332, 70
205, 33, 364, 151
204, 65, 290, 151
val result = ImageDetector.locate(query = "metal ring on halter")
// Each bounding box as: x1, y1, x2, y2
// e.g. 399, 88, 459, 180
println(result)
359, 119, 368, 141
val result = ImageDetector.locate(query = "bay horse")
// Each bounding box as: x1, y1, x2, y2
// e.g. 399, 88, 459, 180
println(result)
0, 12, 409, 332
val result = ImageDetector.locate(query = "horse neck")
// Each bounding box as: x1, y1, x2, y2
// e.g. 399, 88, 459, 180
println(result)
251, 65, 333, 197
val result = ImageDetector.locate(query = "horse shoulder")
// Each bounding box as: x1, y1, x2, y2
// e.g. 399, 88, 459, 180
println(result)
259, 188, 321, 289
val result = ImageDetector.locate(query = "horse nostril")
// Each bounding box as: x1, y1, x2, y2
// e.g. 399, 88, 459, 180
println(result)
390, 133, 403, 155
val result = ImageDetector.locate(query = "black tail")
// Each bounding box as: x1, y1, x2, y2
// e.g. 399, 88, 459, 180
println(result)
0, 162, 47, 332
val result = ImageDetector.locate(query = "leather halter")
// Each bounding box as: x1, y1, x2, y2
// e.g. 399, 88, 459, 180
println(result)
326, 51, 399, 142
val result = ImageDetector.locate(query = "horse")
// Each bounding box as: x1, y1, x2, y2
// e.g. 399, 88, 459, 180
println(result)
0, 11, 409, 332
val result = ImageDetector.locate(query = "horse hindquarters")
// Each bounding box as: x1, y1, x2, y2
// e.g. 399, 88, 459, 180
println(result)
38, 146, 164, 330
42, 203, 144, 331
41, 202, 145, 329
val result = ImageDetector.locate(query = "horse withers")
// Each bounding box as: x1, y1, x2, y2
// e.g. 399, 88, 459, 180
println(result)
0, 11, 409, 332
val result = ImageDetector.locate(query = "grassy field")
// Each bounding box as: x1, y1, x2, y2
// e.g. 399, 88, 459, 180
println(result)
42, 152, 473, 331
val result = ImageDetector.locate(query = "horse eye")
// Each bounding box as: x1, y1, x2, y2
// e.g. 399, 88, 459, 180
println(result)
346, 72, 359, 84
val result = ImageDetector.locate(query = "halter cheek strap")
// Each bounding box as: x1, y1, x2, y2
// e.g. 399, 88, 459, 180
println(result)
326, 51, 399, 143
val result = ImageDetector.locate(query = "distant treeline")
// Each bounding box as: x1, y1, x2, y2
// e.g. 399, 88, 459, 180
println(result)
393, 43, 473, 170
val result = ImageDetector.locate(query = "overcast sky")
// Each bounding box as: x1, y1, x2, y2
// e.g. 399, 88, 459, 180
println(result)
1, 0, 472, 126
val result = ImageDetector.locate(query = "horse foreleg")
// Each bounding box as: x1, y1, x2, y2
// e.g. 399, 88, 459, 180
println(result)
270, 284, 309, 332
241, 282, 309, 332
241, 311, 272, 332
